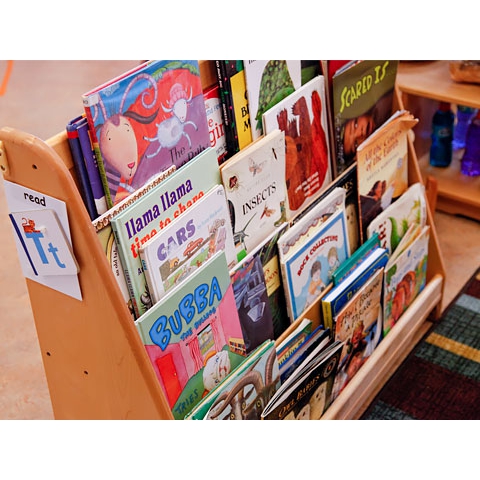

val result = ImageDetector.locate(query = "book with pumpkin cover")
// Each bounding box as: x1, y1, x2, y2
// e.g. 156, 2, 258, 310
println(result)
134, 250, 247, 420
331, 266, 385, 401
332, 60, 399, 176
244, 60, 321, 141
262, 75, 333, 220
220, 129, 288, 263
356, 110, 419, 242
82, 60, 210, 208
139, 184, 237, 305
110, 147, 221, 319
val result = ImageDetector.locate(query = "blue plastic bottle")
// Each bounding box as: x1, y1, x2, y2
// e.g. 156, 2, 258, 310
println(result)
453, 105, 476, 150
429, 102, 454, 167
460, 110, 480, 177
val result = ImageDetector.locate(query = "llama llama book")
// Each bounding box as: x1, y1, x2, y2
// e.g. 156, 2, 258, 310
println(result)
331, 266, 384, 401
139, 184, 237, 305
220, 128, 288, 262
332, 60, 399, 175
110, 147, 221, 319
262, 75, 333, 220
134, 250, 247, 420
82, 60, 210, 207
356, 110, 418, 242
244, 60, 320, 140
279, 206, 350, 323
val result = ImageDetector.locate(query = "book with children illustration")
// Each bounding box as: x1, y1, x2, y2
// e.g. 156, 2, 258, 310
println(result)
82, 60, 210, 207
134, 250, 247, 420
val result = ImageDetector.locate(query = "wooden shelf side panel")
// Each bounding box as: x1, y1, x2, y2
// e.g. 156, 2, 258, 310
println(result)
0, 127, 173, 419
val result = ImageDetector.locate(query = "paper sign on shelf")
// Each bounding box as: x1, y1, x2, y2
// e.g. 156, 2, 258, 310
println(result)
3, 180, 83, 301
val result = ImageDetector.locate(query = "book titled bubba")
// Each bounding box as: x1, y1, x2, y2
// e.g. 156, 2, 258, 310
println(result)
111, 147, 221, 319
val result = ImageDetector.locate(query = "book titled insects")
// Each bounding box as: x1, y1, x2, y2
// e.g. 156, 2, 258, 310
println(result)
82, 60, 210, 207
134, 251, 247, 420
220, 129, 288, 263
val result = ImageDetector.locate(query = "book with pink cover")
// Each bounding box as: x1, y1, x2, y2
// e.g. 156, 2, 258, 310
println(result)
134, 250, 247, 420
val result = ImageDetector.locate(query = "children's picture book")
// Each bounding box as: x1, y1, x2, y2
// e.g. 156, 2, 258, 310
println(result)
261, 339, 343, 420
356, 110, 419, 241
262, 75, 333, 219
66, 116, 98, 220
276, 318, 312, 368
331, 267, 384, 400
139, 184, 237, 305
134, 251, 247, 420
279, 207, 350, 323
214, 60, 252, 158
230, 251, 275, 354
383, 224, 430, 335
110, 147, 221, 319
220, 129, 288, 262
82, 60, 210, 208
332, 60, 399, 175
366, 181, 427, 255
3, 180, 82, 301
203, 83, 228, 165
244, 60, 320, 140
321, 246, 389, 331
201, 340, 280, 420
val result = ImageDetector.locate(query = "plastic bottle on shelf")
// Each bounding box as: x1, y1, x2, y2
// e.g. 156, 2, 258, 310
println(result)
453, 105, 477, 150
429, 101, 454, 168
460, 109, 480, 177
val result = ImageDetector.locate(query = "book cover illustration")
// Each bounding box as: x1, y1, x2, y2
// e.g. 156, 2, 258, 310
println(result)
110, 147, 221, 319
244, 60, 320, 141
383, 224, 430, 335
203, 84, 228, 165
202, 340, 280, 420
280, 207, 350, 322
3, 180, 82, 301
230, 251, 275, 354
261, 340, 343, 420
276, 318, 312, 368
356, 110, 418, 241
322, 246, 388, 331
220, 129, 288, 262
331, 267, 384, 400
262, 75, 333, 219
139, 184, 237, 304
82, 60, 210, 207
134, 251, 247, 420
366, 182, 427, 255
332, 60, 399, 175
277, 186, 346, 261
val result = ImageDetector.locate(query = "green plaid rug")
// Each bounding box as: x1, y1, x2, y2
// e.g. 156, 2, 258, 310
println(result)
361, 268, 480, 420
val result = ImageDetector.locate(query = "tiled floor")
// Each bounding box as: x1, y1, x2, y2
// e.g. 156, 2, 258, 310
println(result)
1, 61, 479, 420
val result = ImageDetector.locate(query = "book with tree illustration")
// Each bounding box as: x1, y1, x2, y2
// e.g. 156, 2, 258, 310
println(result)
214, 60, 252, 159
321, 246, 388, 332
244, 60, 320, 141
279, 207, 350, 323
220, 128, 288, 263
82, 60, 210, 207
110, 147, 220, 319
366, 181, 428, 255
332, 60, 399, 175
261, 339, 343, 420
203, 83, 228, 165
134, 250, 247, 420
139, 184, 237, 305
331, 266, 384, 401
356, 110, 419, 242
262, 75, 333, 219
383, 224, 430, 336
